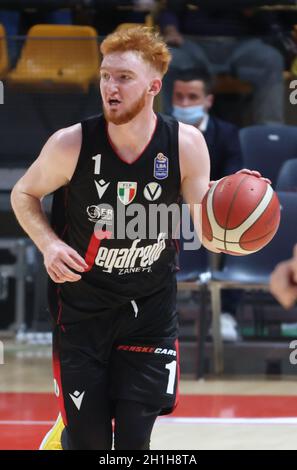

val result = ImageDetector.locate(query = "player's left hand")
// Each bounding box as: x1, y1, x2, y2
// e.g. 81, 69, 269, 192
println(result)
235, 169, 271, 185
209, 169, 271, 189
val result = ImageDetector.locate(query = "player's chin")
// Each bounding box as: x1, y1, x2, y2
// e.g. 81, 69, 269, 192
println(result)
106, 112, 130, 126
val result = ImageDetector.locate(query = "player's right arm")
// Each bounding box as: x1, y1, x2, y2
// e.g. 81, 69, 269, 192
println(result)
11, 124, 88, 283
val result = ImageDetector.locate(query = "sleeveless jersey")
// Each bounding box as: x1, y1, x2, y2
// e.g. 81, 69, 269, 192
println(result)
51, 113, 181, 309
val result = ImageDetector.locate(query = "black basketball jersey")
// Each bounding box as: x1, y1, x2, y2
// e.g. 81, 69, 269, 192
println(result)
51, 113, 181, 307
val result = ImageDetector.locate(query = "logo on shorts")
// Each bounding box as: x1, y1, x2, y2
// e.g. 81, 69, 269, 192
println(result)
154, 153, 168, 180
69, 390, 85, 410
117, 345, 177, 356
143, 182, 162, 201
118, 182, 137, 205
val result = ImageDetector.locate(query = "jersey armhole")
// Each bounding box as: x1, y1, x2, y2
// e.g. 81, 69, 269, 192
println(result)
68, 121, 87, 184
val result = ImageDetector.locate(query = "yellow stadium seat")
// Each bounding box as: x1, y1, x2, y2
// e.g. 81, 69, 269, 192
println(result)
0, 24, 9, 79
7, 24, 100, 92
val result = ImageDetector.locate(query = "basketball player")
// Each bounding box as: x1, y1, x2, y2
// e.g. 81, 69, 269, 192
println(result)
270, 245, 297, 309
11, 27, 266, 450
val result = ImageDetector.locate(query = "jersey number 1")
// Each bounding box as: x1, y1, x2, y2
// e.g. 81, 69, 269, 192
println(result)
165, 360, 177, 394
92, 154, 102, 175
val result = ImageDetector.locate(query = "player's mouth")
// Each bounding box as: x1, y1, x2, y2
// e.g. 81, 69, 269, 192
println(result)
107, 98, 122, 109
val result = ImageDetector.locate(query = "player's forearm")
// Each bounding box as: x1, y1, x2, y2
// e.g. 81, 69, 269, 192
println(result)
10, 189, 60, 254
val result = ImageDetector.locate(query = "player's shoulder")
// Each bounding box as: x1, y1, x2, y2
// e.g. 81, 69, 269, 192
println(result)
178, 121, 205, 145
38, 123, 83, 182
49, 123, 82, 154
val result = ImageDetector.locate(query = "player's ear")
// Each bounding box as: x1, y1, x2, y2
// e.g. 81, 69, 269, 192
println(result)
148, 78, 162, 96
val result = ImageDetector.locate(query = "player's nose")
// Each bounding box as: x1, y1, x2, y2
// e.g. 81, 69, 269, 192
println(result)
105, 76, 119, 93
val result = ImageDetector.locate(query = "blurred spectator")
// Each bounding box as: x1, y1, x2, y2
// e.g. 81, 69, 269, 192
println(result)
90, 0, 156, 35
0, 9, 21, 64
172, 68, 243, 180
20, 7, 73, 35
270, 244, 297, 310
172, 67, 243, 341
158, 0, 285, 124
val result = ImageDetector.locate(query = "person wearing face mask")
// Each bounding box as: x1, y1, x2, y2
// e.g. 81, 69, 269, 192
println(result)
172, 68, 243, 182
173, 68, 243, 342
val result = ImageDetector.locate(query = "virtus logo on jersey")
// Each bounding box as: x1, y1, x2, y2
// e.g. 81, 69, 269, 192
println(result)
95, 232, 167, 274
143, 182, 162, 201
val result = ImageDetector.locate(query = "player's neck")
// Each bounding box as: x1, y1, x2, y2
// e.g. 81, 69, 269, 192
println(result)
107, 108, 157, 164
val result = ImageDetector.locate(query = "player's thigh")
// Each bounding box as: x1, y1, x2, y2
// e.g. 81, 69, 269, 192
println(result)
53, 324, 113, 449
114, 400, 160, 450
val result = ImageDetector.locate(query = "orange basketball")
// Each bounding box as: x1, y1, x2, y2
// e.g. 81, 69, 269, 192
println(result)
201, 173, 281, 255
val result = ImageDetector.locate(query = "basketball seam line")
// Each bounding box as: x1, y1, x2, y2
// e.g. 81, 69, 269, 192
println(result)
211, 227, 275, 244
223, 174, 249, 250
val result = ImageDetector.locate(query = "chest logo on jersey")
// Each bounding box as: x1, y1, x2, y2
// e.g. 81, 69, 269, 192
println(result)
118, 182, 137, 205
154, 153, 168, 180
95, 179, 110, 199
143, 182, 162, 201
87, 205, 113, 224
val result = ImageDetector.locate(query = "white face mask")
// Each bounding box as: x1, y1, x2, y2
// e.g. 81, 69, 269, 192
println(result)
172, 104, 206, 125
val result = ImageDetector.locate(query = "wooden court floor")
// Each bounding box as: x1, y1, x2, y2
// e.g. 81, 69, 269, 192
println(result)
1, 342, 297, 450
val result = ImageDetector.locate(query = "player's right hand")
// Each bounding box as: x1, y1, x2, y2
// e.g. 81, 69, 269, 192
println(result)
43, 240, 88, 283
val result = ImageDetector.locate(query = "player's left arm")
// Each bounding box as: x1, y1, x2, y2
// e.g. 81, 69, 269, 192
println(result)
179, 122, 220, 253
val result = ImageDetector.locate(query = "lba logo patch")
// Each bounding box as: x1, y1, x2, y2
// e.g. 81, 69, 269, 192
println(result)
118, 182, 137, 205
143, 182, 162, 201
154, 153, 168, 180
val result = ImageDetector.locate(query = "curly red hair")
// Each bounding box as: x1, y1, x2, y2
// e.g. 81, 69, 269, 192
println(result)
100, 26, 171, 77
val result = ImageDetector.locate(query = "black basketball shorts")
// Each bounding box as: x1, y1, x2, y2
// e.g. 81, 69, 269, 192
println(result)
52, 281, 180, 425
